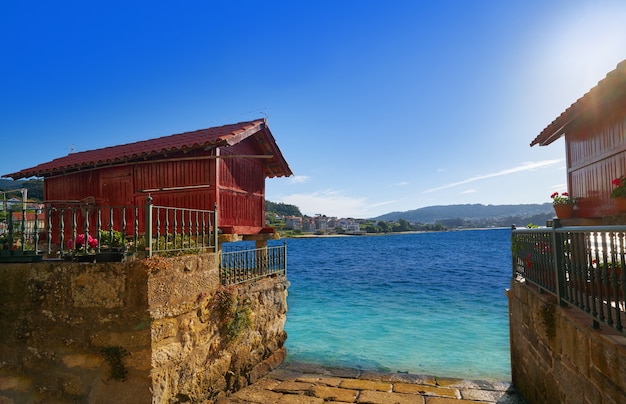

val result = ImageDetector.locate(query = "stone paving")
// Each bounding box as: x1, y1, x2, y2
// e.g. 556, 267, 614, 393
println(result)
220, 362, 526, 403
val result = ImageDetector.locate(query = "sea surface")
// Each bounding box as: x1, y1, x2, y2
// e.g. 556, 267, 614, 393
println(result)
273, 228, 512, 381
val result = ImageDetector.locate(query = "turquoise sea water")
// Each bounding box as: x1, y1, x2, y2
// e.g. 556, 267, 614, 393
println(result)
277, 228, 512, 381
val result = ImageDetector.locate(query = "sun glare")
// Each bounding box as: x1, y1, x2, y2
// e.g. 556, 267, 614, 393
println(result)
547, 6, 626, 86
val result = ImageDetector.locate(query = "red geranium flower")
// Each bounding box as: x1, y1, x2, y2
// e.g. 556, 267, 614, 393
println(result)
611, 176, 626, 198
66, 234, 98, 250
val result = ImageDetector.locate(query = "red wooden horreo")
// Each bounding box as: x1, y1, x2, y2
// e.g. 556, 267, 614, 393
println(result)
3, 119, 292, 236
531, 59, 626, 219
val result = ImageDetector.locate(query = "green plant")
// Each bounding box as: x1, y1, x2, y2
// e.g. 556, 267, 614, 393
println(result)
611, 176, 626, 198
99, 229, 123, 248
226, 304, 252, 341
539, 299, 556, 340
212, 285, 237, 316
100, 346, 129, 381
550, 192, 575, 205
151, 233, 204, 256
210, 286, 252, 342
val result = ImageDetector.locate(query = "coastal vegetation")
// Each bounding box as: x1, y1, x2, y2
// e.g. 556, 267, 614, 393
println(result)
265, 200, 554, 235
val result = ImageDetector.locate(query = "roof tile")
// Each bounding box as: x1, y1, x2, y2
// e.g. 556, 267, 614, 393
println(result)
4, 119, 291, 179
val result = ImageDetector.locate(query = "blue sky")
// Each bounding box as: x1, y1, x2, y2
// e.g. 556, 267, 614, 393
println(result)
2, 1, 626, 218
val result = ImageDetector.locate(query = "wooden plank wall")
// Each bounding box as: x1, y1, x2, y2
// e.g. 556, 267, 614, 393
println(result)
568, 113, 626, 217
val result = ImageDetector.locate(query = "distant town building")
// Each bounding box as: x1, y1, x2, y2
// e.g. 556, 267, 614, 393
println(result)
284, 216, 302, 230
302, 218, 316, 233
314, 216, 327, 231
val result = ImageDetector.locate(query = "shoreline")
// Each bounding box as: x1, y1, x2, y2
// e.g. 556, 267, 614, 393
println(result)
225, 361, 524, 403
281, 356, 511, 384
283, 227, 511, 239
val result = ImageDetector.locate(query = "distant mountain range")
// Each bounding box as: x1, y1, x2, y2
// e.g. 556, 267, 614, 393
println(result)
372, 203, 555, 228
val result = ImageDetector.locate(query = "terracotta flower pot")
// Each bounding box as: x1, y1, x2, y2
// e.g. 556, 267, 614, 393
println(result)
613, 197, 626, 213
553, 204, 574, 219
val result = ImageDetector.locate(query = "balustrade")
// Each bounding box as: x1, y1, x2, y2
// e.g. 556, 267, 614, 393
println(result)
512, 223, 626, 334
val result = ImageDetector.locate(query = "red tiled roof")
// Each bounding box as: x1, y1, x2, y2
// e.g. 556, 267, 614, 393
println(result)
531, 59, 626, 147
12, 212, 45, 221
4, 119, 292, 179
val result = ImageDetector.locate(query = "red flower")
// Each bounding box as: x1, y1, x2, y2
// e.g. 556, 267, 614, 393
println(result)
550, 192, 558, 199
525, 253, 533, 269
613, 178, 622, 187
66, 234, 98, 250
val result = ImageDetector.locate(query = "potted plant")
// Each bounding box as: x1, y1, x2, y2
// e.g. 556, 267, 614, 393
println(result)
551, 192, 576, 219
96, 230, 125, 262
65, 233, 99, 262
611, 176, 626, 213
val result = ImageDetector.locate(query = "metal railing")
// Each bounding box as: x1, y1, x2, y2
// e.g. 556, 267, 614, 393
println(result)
512, 222, 626, 334
145, 195, 219, 258
0, 196, 218, 260
220, 242, 287, 285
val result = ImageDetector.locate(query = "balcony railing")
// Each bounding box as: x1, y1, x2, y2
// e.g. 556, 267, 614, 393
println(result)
0, 196, 218, 260
512, 222, 626, 334
220, 242, 287, 285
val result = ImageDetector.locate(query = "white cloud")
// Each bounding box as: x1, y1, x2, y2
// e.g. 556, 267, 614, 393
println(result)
422, 159, 562, 194
289, 175, 311, 184
459, 189, 476, 195
393, 181, 410, 187
279, 190, 394, 218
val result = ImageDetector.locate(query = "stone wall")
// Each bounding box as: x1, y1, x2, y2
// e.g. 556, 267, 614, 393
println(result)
508, 279, 626, 403
148, 255, 288, 403
0, 260, 151, 403
0, 254, 288, 403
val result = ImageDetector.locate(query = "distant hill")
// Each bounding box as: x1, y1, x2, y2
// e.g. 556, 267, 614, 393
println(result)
0, 178, 44, 201
372, 203, 554, 228
266, 200, 303, 217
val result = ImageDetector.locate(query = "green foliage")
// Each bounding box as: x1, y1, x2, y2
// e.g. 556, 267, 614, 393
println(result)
392, 219, 411, 232
278, 229, 302, 237
360, 219, 446, 234
0, 178, 44, 201
264, 213, 284, 228
152, 233, 203, 256
377, 221, 390, 232
539, 299, 557, 340
363, 225, 379, 233
101, 346, 129, 381
210, 286, 252, 343
99, 229, 123, 248
226, 304, 252, 341
265, 200, 303, 217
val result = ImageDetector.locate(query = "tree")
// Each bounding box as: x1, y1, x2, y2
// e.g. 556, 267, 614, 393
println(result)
393, 219, 411, 232
265, 200, 303, 217
377, 221, 390, 232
